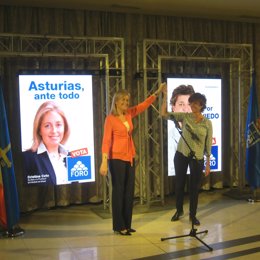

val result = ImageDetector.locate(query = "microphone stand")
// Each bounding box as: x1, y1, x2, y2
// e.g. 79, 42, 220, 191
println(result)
169, 115, 196, 160
161, 115, 213, 251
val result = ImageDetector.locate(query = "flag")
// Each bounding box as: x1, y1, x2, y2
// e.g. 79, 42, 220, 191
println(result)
0, 82, 20, 231
245, 74, 260, 189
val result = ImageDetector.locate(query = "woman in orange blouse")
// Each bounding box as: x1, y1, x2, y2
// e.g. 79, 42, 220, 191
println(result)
100, 83, 165, 235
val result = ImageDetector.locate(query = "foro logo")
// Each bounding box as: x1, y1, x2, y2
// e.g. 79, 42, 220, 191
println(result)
70, 161, 88, 177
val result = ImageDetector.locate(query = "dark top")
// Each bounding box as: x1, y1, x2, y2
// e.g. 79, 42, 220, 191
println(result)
22, 150, 57, 185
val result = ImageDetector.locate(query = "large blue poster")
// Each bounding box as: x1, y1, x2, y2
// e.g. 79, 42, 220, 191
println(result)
167, 77, 222, 176
19, 74, 95, 185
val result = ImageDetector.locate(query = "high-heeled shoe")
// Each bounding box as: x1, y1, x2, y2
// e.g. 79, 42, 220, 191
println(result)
114, 230, 131, 236
171, 211, 184, 221
127, 228, 136, 233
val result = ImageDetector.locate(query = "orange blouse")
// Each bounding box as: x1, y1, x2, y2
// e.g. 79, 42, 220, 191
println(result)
101, 95, 156, 163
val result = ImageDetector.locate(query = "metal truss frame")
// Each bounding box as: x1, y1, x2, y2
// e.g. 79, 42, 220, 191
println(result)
138, 39, 253, 206
0, 33, 125, 210
0, 34, 253, 208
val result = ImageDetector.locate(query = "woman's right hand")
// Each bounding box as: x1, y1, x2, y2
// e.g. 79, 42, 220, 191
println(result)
99, 162, 108, 176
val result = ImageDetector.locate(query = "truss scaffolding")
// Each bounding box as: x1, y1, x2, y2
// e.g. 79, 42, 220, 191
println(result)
0, 33, 125, 210
138, 39, 252, 206
0, 34, 253, 208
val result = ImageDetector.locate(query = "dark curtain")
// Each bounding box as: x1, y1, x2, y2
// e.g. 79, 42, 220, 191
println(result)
0, 5, 256, 212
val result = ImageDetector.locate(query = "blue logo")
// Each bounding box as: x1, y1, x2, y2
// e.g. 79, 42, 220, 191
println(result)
246, 121, 260, 148
204, 145, 218, 170
66, 155, 92, 182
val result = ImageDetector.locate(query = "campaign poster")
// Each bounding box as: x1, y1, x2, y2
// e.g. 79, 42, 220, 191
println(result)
19, 74, 95, 185
166, 77, 222, 176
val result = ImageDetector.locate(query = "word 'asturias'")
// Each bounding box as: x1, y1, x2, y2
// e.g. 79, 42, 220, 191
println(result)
29, 81, 81, 91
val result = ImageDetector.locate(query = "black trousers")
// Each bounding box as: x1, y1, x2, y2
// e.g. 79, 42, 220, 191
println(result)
174, 151, 204, 218
109, 159, 135, 231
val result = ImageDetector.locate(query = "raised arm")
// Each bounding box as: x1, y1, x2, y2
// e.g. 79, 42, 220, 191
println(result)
129, 82, 166, 117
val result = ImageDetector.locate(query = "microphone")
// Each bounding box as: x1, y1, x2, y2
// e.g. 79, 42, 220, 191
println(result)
169, 114, 181, 131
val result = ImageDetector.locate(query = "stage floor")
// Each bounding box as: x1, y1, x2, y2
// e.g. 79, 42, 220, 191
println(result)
0, 189, 260, 260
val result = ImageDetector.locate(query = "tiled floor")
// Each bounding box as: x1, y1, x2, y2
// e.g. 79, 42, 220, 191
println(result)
0, 189, 260, 260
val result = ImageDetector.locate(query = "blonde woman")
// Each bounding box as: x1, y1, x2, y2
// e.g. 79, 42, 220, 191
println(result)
22, 101, 70, 185
100, 83, 164, 235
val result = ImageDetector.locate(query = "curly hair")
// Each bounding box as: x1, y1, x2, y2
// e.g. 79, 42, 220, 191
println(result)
188, 93, 207, 112
170, 84, 195, 106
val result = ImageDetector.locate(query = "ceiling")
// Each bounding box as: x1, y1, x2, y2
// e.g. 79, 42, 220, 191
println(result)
2, 0, 260, 23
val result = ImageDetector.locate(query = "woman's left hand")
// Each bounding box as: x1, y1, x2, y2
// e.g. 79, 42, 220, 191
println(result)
205, 162, 210, 177
158, 82, 167, 94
